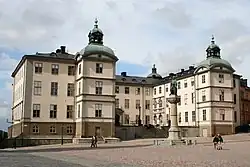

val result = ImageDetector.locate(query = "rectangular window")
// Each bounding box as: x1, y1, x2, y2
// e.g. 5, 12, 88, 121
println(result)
233, 79, 236, 88
145, 88, 150, 96
66, 105, 73, 119
191, 93, 194, 104
159, 87, 162, 94
50, 126, 56, 133
158, 98, 163, 107
184, 94, 188, 105
191, 80, 195, 86
185, 112, 188, 122
67, 83, 75, 96
33, 104, 40, 118
115, 86, 119, 93
234, 111, 237, 122
136, 88, 141, 95
66, 126, 73, 134
219, 90, 224, 101
51, 82, 58, 96
145, 115, 150, 125
95, 104, 102, 117
154, 88, 156, 95
184, 80, 187, 88
178, 96, 181, 105
136, 100, 140, 109
51, 64, 59, 75
34, 62, 43, 74
202, 109, 206, 121
96, 63, 103, 73
68, 66, 75, 76
124, 114, 129, 124
234, 94, 236, 104
78, 64, 81, 74
145, 100, 150, 110
125, 99, 129, 109
50, 104, 57, 118
202, 90, 206, 102
219, 74, 224, 83
166, 87, 168, 92
178, 113, 181, 123
220, 111, 225, 121
78, 104, 81, 118
95, 81, 103, 95
125, 87, 129, 94
202, 75, 206, 83
192, 111, 196, 122
115, 99, 119, 108
78, 82, 81, 95
177, 82, 181, 89
34, 81, 42, 96
153, 99, 157, 108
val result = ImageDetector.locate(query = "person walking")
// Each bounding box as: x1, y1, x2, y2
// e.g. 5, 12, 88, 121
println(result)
213, 134, 219, 149
94, 135, 98, 148
90, 136, 95, 148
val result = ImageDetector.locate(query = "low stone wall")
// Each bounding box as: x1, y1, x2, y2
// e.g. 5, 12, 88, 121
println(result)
115, 126, 199, 141
0, 138, 72, 149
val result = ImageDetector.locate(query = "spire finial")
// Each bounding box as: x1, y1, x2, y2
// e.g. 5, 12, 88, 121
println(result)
211, 35, 215, 44
153, 64, 156, 68
94, 18, 98, 28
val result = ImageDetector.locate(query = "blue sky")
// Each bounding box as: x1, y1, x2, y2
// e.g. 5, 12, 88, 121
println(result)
1, 0, 250, 130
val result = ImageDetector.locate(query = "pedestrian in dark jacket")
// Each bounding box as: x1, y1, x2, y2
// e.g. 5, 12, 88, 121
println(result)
213, 135, 219, 149
90, 136, 95, 148
94, 135, 98, 148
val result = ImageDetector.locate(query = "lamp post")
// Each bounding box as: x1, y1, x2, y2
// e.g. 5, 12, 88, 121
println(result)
61, 124, 64, 145
138, 106, 142, 126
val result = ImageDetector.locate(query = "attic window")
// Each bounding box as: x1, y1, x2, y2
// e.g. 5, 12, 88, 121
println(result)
142, 79, 146, 82
122, 78, 126, 81
98, 54, 102, 58
132, 79, 137, 82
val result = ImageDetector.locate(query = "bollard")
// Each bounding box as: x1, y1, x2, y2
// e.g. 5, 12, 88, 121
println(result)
193, 140, 197, 145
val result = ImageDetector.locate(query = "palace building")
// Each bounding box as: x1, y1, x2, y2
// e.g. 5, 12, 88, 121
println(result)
9, 19, 248, 140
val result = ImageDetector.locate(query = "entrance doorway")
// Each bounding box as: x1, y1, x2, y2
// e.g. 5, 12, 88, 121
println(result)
115, 114, 120, 126
95, 127, 101, 136
202, 128, 208, 137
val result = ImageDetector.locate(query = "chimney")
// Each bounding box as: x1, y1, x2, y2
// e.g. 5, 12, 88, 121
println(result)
121, 72, 127, 77
169, 73, 174, 77
60, 46, 66, 53
56, 49, 61, 53
181, 69, 185, 72
189, 66, 194, 70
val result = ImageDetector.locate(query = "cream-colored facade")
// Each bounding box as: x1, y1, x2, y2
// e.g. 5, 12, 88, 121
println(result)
10, 21, 245, 139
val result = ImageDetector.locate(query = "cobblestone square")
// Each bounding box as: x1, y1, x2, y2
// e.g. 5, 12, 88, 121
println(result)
2, 134, 250, 167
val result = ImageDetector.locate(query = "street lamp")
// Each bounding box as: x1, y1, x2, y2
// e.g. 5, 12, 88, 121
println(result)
138, 106, 142, 126
61, 124, 64, 145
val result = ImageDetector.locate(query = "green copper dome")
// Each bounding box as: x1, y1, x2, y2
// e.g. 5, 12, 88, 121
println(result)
79, 43, 118, 60
195, 36, 234, 73
196, 57, 234, 72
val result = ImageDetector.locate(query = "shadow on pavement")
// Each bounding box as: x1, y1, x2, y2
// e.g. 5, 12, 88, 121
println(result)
0, 144, 153, 153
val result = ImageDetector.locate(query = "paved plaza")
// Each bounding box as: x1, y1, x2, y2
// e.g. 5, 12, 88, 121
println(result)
1, 134, 250, 167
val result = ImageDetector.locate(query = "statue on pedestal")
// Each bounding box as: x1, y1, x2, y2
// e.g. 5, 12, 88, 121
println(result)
170, 77, 177, 96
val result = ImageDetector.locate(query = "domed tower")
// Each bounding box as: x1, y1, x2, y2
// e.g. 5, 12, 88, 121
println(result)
75, 19, 118, 139
147, 64, 162, 79
194, 36, 236, 137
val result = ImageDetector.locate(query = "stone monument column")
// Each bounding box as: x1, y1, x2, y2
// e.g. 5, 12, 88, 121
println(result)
167, 95, 181, 140
167, 77, 182, 142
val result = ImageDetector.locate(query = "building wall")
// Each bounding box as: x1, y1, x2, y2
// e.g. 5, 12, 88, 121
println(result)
115, 85, 152, 125
240, 86, 250, 125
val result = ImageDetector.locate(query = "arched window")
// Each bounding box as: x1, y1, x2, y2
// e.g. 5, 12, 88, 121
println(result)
159, 114, 163, 124
50, 126, 56, 133
154, 114, 157, 124
32, 125, 39, 133
179, 113, 181, 123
